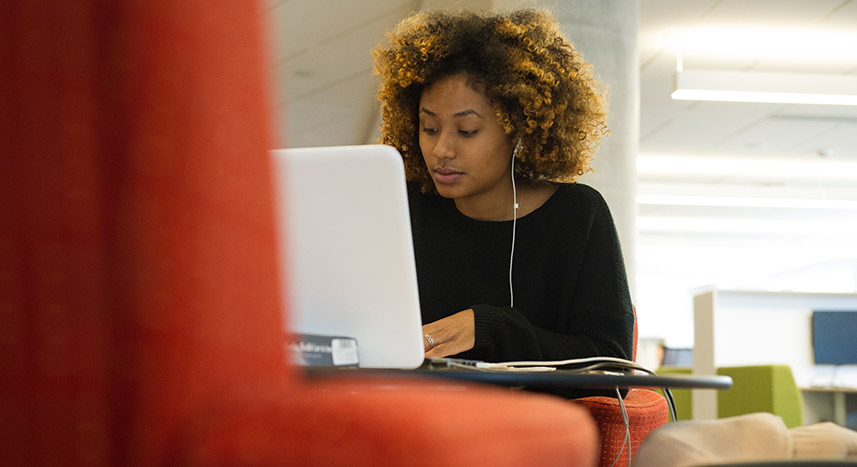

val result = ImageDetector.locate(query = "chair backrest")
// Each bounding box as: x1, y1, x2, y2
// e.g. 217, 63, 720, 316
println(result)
633, 305, 638, 361
717, 365, 804, 428
2, 1, 290, 464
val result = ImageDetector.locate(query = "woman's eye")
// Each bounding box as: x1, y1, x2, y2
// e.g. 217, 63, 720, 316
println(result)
422, 127, 438, 134
459, 129, 477, 136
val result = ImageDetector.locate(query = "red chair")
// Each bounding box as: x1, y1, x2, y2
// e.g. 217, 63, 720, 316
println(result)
574, 308, 671, 467
1, 1, 600, 465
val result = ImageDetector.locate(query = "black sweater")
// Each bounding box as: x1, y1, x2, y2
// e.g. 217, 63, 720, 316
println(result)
408, 182, 634, 364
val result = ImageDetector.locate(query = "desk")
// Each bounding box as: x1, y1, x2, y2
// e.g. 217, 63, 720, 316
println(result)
305, 368, 733, 391
801, 386, 857, 428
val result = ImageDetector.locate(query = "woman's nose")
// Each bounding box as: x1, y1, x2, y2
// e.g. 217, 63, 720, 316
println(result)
432, 131, 455, 160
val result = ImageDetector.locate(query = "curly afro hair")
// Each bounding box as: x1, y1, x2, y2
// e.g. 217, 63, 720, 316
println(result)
372, 8, 608, 193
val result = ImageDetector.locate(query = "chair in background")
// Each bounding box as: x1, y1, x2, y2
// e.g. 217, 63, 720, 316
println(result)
1, 1, 601, 465
575, 308, 671, 467
657, 365, 804, 428
718, 365, 804, 428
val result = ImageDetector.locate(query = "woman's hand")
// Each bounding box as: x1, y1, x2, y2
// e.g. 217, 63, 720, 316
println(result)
422, 309, 475, 358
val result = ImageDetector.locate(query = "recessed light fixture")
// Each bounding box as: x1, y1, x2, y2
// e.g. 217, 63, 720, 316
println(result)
670, 27, 857, 106
637, 154, 857, 183
672, 68, 857, 106
674, 28, 857, 63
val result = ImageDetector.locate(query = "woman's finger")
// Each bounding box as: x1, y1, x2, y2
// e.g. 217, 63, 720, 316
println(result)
423, 333, 436, 351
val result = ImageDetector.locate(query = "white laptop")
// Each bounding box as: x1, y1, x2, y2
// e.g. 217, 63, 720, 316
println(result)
270, 144, 426, 369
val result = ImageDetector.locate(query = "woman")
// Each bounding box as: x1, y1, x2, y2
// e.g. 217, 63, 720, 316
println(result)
372, 9, 634, 364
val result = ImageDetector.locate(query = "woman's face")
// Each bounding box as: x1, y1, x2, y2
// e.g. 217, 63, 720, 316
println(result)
418, 74, 515, 219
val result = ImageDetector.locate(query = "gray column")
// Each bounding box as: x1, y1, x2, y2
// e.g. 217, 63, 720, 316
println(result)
550, 0, 639, 297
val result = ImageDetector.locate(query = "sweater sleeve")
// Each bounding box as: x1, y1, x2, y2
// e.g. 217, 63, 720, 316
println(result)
561, 188, 635, 361
470, 304, 543, 361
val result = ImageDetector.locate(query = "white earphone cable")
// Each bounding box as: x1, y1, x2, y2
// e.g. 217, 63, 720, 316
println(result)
509, 138, 521, 308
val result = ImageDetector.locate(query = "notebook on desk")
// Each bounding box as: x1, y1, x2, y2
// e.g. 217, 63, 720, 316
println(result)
270, 144, 426, 369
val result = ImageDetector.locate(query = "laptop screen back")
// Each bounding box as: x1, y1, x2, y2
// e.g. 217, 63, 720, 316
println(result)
270, 145, 425, 369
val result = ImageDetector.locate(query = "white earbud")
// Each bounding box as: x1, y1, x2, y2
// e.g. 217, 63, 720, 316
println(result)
512, 139, 521, 208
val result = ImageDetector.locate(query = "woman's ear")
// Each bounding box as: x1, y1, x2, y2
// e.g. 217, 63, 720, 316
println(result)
512, 137, 523, 159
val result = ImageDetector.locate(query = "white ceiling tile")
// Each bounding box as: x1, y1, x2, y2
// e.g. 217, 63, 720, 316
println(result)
712, 119, 836, 156
287, 114, 368, 148
269, 0, 416, 62
273, 3, 416, 104
641, 100, 784, 155
808, 0, 857, 29
695, 0, 845, 28
774, 104, 857, 120
639, 0, 719, 69
790, 125, 857, 160
285, 72, 379, 146
262, 0, 290, 13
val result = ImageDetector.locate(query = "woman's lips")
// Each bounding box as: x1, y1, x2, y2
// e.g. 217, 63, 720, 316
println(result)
434, 167, 463, 184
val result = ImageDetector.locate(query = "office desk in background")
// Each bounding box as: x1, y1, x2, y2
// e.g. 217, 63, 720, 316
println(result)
801, 386, 857, 429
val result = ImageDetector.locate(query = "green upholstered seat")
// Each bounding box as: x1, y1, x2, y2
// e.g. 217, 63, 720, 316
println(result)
717, 365, 804, 428
656, 365, 804, 428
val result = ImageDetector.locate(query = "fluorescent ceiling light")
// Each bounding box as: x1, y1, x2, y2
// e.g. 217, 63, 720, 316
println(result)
675, 28, 857, 63
636, 194, 857, 210
672, 68, 857, 106
638, 155, 857, 183
638, 216, 857, 238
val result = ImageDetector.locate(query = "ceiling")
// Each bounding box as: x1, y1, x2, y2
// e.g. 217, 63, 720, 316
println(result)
265, 0, 857, 345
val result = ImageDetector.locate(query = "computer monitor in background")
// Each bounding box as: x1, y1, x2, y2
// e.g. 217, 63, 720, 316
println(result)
661, 347, 693, 367
812, 310, 857, 365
